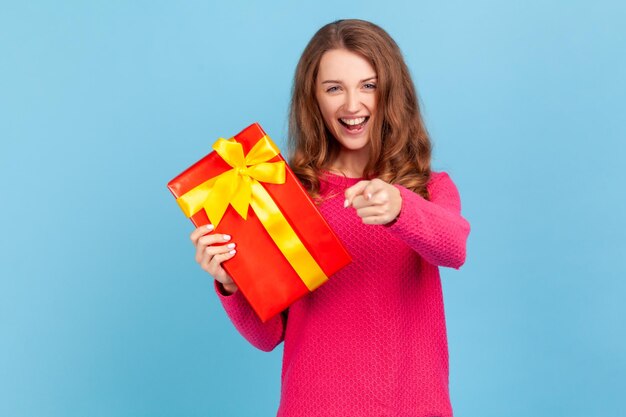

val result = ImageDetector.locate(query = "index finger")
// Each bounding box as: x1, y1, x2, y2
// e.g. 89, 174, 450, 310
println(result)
361, 179, 388, 203
344, 180, 371, 208
190, 223, 215, 245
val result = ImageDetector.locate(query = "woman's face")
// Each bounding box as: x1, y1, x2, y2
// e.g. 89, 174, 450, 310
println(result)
315, 48, 377, 157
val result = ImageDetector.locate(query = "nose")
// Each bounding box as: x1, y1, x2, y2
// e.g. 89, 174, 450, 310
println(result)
344, 91, 361, 113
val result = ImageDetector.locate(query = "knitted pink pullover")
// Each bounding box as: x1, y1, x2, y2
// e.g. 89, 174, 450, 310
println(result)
216, 171, 470, 417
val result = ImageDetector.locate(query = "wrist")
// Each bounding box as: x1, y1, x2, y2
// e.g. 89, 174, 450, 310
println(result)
217, 281, 238, 296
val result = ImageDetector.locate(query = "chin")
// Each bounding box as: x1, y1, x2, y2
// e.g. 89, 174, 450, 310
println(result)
332, 128, 370, 152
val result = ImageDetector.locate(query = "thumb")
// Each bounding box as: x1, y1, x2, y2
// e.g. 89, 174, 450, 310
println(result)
344, 180, 371, 208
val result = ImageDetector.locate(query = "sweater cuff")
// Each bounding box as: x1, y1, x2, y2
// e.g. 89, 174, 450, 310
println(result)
214, 280, 241, 300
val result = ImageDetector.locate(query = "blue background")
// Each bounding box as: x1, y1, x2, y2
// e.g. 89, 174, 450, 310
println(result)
1, 1, 625, 416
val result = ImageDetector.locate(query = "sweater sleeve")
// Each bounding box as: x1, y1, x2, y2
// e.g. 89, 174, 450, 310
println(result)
214, 281, 286, 352
386, 172, 470, 269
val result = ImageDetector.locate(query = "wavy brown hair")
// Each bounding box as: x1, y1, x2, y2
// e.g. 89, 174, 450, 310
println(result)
288, 19, 432, 200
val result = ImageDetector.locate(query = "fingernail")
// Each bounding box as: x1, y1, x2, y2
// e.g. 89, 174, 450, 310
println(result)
343, 199, 350, 208
367, 193, 372, 200
223, 234, 231, 241
206, 224, 214, 231
227, 243, 236, 249
229, 249, 236, 255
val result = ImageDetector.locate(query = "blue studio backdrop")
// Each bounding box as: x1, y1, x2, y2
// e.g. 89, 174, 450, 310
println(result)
1, 1, 625, 416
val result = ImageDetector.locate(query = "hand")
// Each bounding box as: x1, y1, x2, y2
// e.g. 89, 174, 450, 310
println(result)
344, 179, 402, 225
190, 224, 238, 294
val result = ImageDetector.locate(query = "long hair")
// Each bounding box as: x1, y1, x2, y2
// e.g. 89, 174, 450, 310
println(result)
288, 19, 432, 200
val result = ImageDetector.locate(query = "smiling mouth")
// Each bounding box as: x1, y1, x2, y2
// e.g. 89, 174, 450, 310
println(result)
339, 116, 369, 131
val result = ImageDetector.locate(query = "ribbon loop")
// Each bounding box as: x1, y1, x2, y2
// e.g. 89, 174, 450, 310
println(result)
213, 139, 246, 169
247, 161, 285, 184
245, 135, 281, 165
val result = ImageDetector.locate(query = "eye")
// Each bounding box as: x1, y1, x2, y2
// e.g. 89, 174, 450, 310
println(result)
363, 83, 377, 90
326, 85, 341, 93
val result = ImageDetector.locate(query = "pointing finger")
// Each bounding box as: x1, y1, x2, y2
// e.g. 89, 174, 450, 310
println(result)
344, 181, 370, 208
363, 180, 385, 202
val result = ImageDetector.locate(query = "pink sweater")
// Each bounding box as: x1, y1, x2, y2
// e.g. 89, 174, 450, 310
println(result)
216, 171, 470, 417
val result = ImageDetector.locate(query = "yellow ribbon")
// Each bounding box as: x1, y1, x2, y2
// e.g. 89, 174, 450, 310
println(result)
176, 135, 327, 291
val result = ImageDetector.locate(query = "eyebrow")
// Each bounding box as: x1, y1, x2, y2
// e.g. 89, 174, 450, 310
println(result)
321, 76, 377, 84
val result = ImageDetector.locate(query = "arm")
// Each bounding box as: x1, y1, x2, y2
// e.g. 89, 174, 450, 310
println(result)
386, 172, 470, 269
215, 282, 286, 352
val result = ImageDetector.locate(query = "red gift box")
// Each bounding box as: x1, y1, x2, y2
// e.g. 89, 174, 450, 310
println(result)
167, 123, 351, 322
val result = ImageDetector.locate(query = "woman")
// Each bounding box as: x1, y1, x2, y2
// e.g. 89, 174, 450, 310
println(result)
190, 19, 470, 417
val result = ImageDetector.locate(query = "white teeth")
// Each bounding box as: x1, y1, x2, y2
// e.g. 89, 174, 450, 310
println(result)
340, 117, 366, 126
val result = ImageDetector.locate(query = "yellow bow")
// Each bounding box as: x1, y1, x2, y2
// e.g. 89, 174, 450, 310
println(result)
177, 135, 285, 226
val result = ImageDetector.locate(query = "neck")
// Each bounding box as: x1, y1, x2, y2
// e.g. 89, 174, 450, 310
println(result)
328, 147, 370, 178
